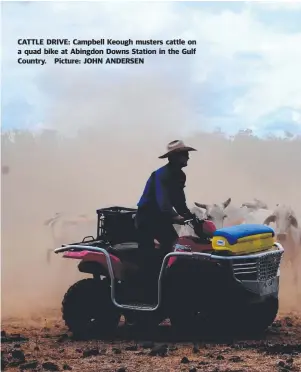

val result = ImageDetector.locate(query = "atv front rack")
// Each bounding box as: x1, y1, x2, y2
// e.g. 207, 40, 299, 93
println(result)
54, 243, 284, 312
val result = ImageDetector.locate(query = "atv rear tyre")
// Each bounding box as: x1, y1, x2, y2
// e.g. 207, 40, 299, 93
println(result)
62, 278, 120, 339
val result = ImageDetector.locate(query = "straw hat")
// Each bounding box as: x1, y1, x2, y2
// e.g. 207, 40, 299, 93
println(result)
158, 140, 197, 159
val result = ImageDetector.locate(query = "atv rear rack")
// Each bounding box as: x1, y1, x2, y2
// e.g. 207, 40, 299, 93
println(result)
54, 243, 284, 312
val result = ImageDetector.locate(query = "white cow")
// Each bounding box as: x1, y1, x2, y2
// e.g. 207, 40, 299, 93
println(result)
194, 197, 233, 229
176, 197, 241, 237
262, 204, 301, 287
238, 198, 271, 224
241, 198, 268, 211
44, 212, 96, 262
239, 208, 273, 225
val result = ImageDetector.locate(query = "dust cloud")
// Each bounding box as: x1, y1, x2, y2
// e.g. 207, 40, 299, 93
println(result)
1, 72, 301, 321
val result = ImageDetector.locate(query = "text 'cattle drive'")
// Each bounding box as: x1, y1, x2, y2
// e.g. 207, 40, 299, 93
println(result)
53, 205, 284, 339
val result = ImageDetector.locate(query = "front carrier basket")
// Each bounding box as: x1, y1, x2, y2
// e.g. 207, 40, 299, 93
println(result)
212, 224, 276, 255
96, 206, 138, 245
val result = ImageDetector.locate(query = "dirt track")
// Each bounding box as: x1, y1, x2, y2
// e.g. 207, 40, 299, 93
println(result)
2, 310, 301, 372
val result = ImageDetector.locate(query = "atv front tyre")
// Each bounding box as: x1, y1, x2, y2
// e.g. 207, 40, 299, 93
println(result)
241, 296, 279, 336
204, 297, 279, 338
62, 278, 120, 339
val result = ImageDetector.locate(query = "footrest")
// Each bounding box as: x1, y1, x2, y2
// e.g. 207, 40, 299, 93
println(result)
122, 302, 157, 311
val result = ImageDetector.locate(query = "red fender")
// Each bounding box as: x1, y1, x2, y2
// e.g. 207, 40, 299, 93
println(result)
167, 236, 212, 268
63, 250, 124, 279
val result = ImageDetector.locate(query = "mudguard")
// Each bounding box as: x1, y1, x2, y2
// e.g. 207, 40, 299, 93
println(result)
63, 250, 124, 279
167, 236, 212, 267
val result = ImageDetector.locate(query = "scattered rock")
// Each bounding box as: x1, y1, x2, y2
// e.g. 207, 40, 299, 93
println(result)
283, 365, 293, 371
264, 343, 301, 355
2, 357, 7, 370
272, 320, 282, 328
82, 348, 99, 358
189, 368, 197, 372
277, 360, 294, 371
14, 344, 21, 348
229, 356, 243, 362
34, 346, 40, 351
125, 345, 138, 351
140, 341, 154, 349
1, 333, 29, 343
284, 317, 294, 327
286, 358, 294, 364
230, 341, 301, 356
57, 334, 69, 343
149, 344, 168, 357
199, 361, 209, 365
12, 349, 26, 363
19, 360, 39, 370
192, 345, 199, 354
42, 361, 60, 371
116, 367, 126, 372
112, 348, 122, 354
181, 356, 190, 364
269, 328, 282, 335
75, 349, 82, 353
63, 364, 72, 370
217, 355, 225, 360
9, 361, 25, 368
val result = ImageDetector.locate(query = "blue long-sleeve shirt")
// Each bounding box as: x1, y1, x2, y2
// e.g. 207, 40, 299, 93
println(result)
137, 163, 190, 218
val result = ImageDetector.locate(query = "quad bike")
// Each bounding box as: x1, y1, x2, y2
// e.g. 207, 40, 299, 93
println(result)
54, 206, 284, 338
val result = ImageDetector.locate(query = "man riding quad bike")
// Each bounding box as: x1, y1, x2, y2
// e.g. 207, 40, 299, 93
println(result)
135, 140, 198, 295
54, 141, 284, 339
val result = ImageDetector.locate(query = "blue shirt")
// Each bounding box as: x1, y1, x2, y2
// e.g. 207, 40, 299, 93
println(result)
137, 163, 190, 218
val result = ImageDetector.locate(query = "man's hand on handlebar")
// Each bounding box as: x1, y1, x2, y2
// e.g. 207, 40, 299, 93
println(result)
172, 212, 197, 225
172, 215, 186, 225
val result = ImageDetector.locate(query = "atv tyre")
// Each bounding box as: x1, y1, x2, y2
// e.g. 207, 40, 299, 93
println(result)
241, 297, 279, 336
62, 278, 120, 339
205, 297, 279, 338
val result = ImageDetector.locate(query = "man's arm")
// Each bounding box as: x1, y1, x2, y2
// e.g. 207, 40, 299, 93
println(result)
155, 171, 178, 218
172, 172, 192, 217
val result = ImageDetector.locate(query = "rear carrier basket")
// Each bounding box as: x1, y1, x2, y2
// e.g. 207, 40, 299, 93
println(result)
96, 206, 138, 245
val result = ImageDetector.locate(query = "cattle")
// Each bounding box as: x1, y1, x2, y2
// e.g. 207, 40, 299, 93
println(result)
239, 207, 273, 225
175, 197, 239, 237
193, 197, 237, 229
263, 204, 301, 287
44, 212, 96, 262
241, 198, 268, 211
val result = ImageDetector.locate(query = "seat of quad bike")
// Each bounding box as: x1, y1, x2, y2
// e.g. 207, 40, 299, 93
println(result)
213, 224, 274, 245
108, 242, 139, 261
110, 242, 139, 252
107, 242, 142, 274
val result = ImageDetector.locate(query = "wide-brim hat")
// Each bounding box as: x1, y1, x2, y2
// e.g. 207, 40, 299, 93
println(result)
158, 140, 197, 159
